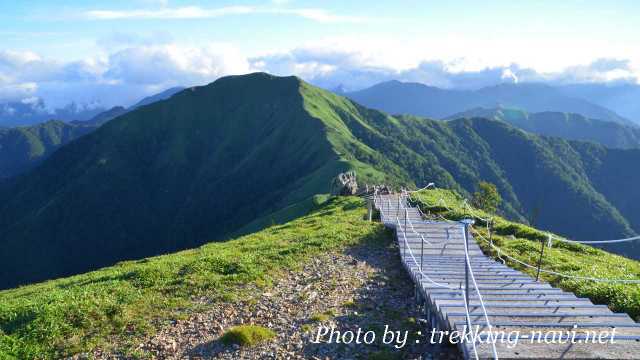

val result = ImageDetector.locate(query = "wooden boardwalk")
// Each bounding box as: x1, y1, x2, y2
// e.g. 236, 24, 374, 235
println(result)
374, 193, 640, 359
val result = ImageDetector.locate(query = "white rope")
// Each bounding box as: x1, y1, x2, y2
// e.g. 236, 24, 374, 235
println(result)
400, 192, 446, 245
379, 192, 498, 359
406, 191, 457, 224
396, 212, 488, 360
472, 229, 640, 284
461, 226, 499, 360
550, 234, 640, 244
462, 289, 480, 360
462, 199, 493, 224
396, 215, 458, 290
406, 182, 435, 193
410, 190, 640, 268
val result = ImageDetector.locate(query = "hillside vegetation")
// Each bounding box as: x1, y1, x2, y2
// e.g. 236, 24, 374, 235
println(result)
448, 107, 640, 149
2, 73, 640, 289
410, 188, 640, 320
0, 120, 93, 178
0, 196, 386, 359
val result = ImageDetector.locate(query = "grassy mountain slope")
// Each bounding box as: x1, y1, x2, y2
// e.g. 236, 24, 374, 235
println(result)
0, 196, 385, 359
448, 107, 640, 149
347, 81, 632, 125
572, 142, 640, 244
411, 188, 640, 319
0, 120, 94, 178
2, 72, 640, 289
0, 73, 407, 289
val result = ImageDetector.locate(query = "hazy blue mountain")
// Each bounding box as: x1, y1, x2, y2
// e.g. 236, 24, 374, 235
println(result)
347, 81, 633, 125
347, 80, 472, 118
558, 83, 640, 125
448, 107, 640, 149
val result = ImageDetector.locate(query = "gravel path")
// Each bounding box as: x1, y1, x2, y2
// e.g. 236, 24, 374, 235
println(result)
99, 239, 462, 359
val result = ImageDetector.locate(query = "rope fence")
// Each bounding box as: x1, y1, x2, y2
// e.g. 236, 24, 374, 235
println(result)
405, 185, 640, 285
375, 191, 499, 360
471, 227, 640, 284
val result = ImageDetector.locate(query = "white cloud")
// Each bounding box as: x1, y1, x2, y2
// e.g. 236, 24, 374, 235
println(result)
251, 38, 640, 91
138, 0, 170, 6
501, 69, 518, 84
86, 6, 255, 20
0, 44, 252, 107
0, 82, 38, 102
276, 8, 369, 23
555, 58, 639, 84
83, 5, 371, 23
105, 43, 250, 85
1, 38, 639, 110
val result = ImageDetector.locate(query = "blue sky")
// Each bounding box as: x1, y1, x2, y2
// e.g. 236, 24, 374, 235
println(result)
1, 0, 639, 107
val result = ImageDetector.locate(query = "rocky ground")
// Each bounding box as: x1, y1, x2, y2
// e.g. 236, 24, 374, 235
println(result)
94, 238, 461, 359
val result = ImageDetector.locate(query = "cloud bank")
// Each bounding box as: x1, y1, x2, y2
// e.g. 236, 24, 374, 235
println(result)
1, 40, 639, 108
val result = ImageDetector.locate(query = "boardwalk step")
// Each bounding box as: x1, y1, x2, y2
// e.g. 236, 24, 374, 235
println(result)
375, 194, 635, 359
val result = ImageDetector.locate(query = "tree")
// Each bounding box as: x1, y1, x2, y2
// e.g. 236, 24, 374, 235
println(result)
472, 181, 502, 214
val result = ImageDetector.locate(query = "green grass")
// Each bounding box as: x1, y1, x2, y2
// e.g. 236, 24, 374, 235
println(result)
220, 325, 276, 346
230, 194, 331, 238
309, 310, 335, 323
0, 196, 388, 359
411, 188, 640, 320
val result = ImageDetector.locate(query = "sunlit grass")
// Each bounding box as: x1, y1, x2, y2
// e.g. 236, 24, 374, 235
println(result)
0, 196, 389, 359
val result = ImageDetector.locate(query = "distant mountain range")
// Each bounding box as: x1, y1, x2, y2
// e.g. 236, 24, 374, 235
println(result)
0, 87, 186, 128
558, 83, 640, 123
1, 73, 639, 289
448, 107, 640, 149
0, 99, 106, 127
346, 81, 636, 126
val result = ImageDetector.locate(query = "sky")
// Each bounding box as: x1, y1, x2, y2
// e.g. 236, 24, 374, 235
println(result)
1, 0, 639, 108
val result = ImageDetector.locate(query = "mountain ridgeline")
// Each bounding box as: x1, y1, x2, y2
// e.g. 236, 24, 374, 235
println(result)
347, 80, 635, 125
447, 107, 640, 149
1, 73, 639, 289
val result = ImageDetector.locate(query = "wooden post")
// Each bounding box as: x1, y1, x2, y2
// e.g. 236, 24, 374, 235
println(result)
404, 207, 408, 232
535, 234, 547, 281
367, 198, 373, 222
403, 207, 408, 259
461, 219, 474, 316
420, 233, 425, 286
488, 218, 493, 246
